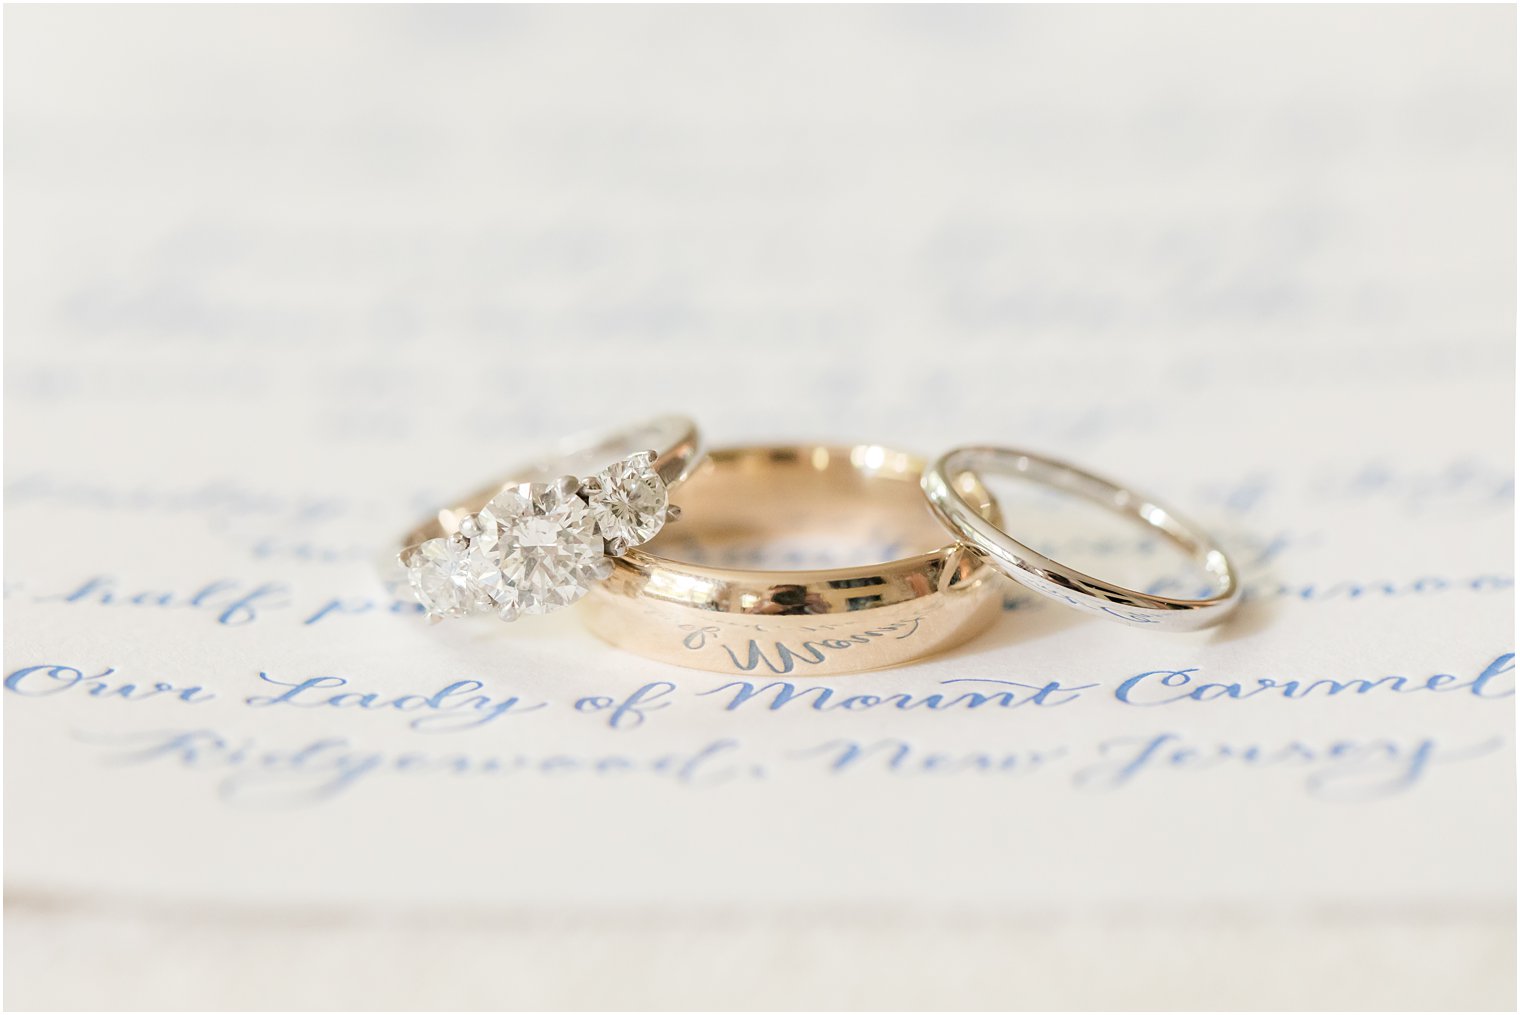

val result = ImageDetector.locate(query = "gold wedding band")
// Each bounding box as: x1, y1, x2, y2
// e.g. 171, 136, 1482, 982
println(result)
579, 444, 1007, 675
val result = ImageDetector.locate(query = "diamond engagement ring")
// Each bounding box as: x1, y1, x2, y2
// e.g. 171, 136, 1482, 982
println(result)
395, 415, 703, 623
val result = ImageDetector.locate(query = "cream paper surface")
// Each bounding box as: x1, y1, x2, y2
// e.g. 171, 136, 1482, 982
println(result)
4, 5, 1514, 1010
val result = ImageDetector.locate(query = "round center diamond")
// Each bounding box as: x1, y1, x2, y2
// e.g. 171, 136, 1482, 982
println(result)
586, 457, 669, 546
406, 537, 494, 618
478, 481, 602, 615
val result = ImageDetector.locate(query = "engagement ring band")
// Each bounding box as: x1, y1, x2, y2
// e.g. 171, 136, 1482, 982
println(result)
396, 415, 703, 623
579, 444, 1007, 675
921, 446, 1240, 631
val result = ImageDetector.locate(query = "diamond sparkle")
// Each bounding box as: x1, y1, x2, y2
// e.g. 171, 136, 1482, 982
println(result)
404, 451, 682, 624
476, 479, 603, 615
585, 455, 669, 548
405, 536, 493, 618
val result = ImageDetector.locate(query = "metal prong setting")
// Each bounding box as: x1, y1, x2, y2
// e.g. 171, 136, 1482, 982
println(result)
408, 449, 677, 624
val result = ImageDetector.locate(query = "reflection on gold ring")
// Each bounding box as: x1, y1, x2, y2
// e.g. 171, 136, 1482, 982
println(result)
580, 444, 1007, 675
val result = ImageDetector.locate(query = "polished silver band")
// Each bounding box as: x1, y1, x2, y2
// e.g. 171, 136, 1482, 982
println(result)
922, 446, 1240, 632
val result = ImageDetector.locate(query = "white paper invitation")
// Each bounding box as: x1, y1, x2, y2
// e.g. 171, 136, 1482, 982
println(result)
5, 5, 1514, 1009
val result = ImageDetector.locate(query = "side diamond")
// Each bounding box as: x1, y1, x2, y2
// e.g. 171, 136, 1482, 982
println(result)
585, 454, 668, 547
405, 537, 494, 618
